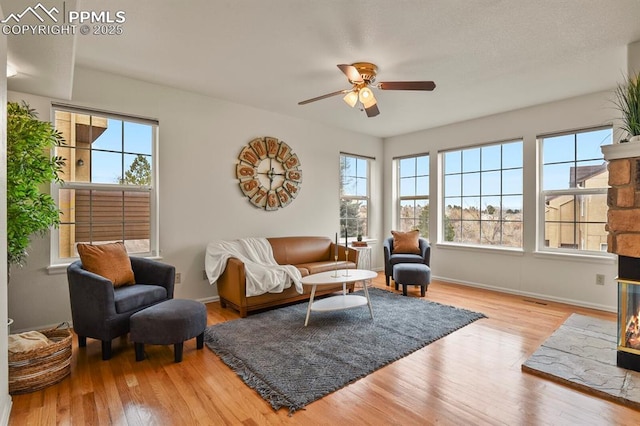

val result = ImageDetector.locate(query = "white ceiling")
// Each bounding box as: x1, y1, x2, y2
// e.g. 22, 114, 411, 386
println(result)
5, 0, 640, 138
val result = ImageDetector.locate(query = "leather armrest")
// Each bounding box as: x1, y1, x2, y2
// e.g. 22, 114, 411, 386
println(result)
216, 257, 247, 306
330, 243, 359, 265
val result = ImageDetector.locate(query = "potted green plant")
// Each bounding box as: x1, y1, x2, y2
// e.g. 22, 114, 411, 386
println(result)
614, 71, 640, 143
7, 101, 65, 270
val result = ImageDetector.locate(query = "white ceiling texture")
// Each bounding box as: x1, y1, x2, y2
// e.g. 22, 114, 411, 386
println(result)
4, 0, 640, 138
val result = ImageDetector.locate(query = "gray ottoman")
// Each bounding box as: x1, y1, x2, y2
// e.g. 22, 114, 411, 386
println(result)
130, 299, 207, 363
393, 263, 431, 297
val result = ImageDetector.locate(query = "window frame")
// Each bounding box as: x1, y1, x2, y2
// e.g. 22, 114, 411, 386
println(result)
49, 104, 160, 266
439, 139, 524, 249
537, 125, 613, 257
339, 152, 371, 239
396, 153, 430, 237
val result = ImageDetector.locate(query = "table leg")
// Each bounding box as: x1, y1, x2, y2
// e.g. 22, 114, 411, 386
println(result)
342, 282, 347, 295
361, 279, 374, 320
304, 284, 317, 326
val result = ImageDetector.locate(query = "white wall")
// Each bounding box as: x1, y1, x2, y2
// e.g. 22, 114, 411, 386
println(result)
7, 66, 383, 331
384, 90, 618, 311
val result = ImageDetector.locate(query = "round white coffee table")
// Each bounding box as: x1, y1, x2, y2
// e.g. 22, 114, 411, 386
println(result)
301, 269, 378, 326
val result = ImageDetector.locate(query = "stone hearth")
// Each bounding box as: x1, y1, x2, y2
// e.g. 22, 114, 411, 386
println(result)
522, 313, 640, 409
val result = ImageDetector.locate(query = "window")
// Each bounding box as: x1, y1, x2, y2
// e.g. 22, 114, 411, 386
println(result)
540, 126, 611, 254
442, 140, 523, 247
52, 105, 158, 264
340, 153, 370, 238
397, 154, 429, 237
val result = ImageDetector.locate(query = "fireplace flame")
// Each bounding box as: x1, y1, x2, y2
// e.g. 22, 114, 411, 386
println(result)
625, 311, 640, 349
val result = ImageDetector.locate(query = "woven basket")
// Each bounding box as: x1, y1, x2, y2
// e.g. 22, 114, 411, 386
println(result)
8, 323, 72, 395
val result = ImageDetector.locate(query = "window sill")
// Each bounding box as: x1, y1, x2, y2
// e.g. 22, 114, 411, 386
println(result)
533, 250, 616, 264
47, 255, 163, 275
435, 243, 524, 256
47, 263, 71, 275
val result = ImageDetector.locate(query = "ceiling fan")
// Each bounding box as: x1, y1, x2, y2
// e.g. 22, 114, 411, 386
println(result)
298, 62, 436, 118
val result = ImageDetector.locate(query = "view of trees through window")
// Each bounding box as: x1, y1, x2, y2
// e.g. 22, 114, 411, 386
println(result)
340, 154, 369, 238
53, 108, 156, 261
398, 155, 429, 238
442, 140, 523, 247
541, 127, 611, 253
119, 154, 151, 185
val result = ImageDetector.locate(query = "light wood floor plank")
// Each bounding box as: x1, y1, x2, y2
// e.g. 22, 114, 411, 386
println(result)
8, 274, 640, 425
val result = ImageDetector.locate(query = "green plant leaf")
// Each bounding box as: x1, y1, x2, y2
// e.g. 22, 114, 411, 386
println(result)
614, 72, 640, 137
7, 101, 66, 267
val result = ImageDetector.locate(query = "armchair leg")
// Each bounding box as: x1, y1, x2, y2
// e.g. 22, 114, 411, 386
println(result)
101, 340, 112, 360
385, 275, 390, 286
174, 342, 184, 363
135, 343, 145, 361
196, 333, 204, 350
78, 336, 87, 347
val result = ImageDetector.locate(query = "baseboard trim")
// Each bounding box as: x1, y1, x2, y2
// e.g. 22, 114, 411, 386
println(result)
197, 296, 219, 304
433, 274, 616, 313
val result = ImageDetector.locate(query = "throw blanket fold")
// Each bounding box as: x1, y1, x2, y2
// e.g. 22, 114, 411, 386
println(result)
205, 237, 303, 297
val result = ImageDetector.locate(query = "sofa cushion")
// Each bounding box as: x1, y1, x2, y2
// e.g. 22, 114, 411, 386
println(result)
389, 253, 424, 265
268, 236, 332, 265
77, 242, 135, 287
114, 284, 167, 314
391, 230, 421, 254
296, 260, 355, 275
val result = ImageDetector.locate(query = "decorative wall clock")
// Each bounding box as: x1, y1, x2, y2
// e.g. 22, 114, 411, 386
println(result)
236, 137, 302, 210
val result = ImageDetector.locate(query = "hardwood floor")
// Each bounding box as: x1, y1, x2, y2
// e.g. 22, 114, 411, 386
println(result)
8, 273, 640, 425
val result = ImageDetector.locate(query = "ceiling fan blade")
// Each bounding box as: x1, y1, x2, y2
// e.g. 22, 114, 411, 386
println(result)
298, 89, 350, 105
377, 81, 436, 91
364, 103, 380, 118
337, 64, 364, 83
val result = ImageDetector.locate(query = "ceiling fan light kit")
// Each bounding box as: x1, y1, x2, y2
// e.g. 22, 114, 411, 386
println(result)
298, 61, 435, 118
343, 91, 359, 108
358, 86, 376, 107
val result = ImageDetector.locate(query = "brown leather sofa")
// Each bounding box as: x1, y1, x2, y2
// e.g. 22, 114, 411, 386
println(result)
215, 236, 358, 317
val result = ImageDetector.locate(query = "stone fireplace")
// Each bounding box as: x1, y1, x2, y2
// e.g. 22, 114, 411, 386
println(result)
602, 143, 640, 372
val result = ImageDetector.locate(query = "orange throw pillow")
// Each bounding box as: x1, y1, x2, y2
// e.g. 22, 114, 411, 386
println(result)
391, 230, 421, 254
77, 242, 135, 287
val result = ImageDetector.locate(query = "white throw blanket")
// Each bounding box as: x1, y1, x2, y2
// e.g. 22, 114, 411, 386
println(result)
205, 237, 303, 297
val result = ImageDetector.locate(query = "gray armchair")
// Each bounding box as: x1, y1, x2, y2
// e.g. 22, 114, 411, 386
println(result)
383, 237, 430, 286
67, 257, 175, 360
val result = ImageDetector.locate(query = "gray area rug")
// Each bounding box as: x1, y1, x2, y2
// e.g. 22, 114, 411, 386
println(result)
204, 288, 485, 414
522, 313, 640, 409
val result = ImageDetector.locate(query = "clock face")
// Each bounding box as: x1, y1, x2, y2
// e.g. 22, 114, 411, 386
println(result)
236, 137, 302, 210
